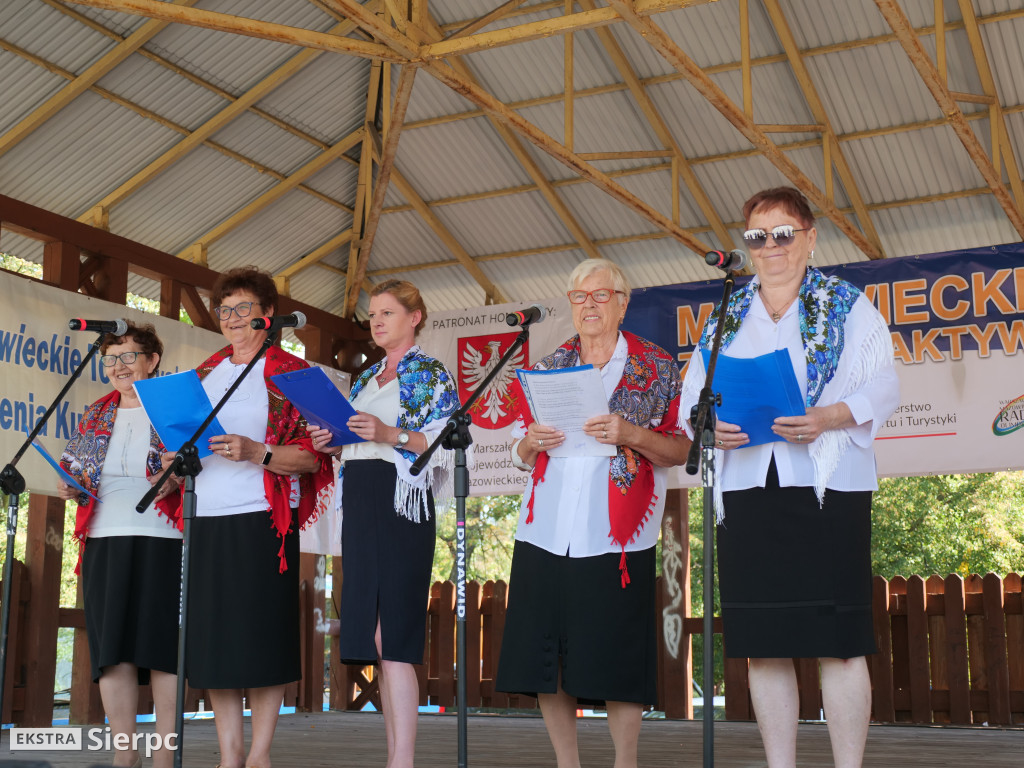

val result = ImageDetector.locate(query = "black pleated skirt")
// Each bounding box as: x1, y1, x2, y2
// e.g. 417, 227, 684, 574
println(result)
496, 540, 658, 705
185, 509, 300, 689
82, 535, 183, 683
718, 461, 876, 659
339, 460, 436, 665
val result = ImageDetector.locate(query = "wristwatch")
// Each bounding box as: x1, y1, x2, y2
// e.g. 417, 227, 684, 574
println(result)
260, 444, 273, 465
395, 430, 410, 448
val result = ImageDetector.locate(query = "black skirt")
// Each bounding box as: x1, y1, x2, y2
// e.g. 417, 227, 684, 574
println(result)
185, 509, 300, 689
339, 460, 436, 665
717, 460, 876, 659
82, 535, 183, 683
496, 540, 658, 705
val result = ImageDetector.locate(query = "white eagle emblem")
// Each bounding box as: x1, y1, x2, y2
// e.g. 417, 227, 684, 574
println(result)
460, 339, 525, 426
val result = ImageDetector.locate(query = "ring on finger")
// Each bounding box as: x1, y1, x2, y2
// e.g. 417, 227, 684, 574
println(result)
796, 434, 804, 442
717, 439, 724, 447
538, 439, 544, 448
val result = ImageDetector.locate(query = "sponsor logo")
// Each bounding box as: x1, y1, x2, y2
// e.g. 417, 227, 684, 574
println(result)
10, 728, 81, 750
457, 332, 527, 430
992, 393, 1024, 436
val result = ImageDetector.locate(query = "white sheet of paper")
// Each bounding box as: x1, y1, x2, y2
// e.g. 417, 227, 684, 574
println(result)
516, 365, 616, 458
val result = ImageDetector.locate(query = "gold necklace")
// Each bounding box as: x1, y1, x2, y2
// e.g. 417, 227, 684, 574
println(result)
759, 292, 794, 323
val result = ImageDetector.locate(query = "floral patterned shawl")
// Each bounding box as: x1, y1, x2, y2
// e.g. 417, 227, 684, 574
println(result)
519, 331, 682, 587
343, 345, 461, 522
60, 389, 178, 571
697, 265, 892, 506
196, 344, 334, 572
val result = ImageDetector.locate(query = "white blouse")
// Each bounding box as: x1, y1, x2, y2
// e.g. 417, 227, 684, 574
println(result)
510, 333, 667, 558
90, 406, 182, 539
195, 358, 297, 517
341, 377, 400, 464
680, 292, 900, 493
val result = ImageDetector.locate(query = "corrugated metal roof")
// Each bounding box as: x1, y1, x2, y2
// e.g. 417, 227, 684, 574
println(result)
1, 0, 1022, 328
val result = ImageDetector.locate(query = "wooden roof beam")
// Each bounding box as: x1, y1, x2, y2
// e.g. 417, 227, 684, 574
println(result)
76, 13, 373, 219
63, 0, 402, 61
578, 0, 736, 251
606, 0, 881, 260
0, 37, 353, 217
421, 0, 714, 60
762, 0, 885, 257
409, 8, 1024, 132
343, 64, 419, 317
447, 0, 531, 40
874, 0, 1024, 238
174, 127, 364, 259
318, 0, 421, 59
391, 168, 507, 304
415, 14, 603, 261
954, 0, 1024, 213
276, 229, 353, 280
0, 0, 199, 162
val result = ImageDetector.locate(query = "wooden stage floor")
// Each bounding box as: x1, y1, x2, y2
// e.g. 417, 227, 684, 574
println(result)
4, 710, 1022, 767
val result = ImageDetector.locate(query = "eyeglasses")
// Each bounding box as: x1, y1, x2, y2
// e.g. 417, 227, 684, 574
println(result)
743, 225, 809, 248
213, 301, 256, 320
567, 289, 625, 304
100, 351, 141, 367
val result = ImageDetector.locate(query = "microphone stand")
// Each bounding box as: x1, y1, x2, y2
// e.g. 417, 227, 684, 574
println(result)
685, 268, 740, 768
0, 329, 107, 730
410, 323, 533, 768
138, 328, 281, 768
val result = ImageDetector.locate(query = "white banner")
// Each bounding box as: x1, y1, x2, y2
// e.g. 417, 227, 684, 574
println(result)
0, 274, 224, 496
417, 299, 576, 497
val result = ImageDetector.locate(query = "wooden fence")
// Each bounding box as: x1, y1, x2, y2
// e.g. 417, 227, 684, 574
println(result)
335, 574, 1024, 726
2, 558, 1022, 726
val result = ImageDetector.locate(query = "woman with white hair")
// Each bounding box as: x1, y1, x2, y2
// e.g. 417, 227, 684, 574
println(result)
496, 259, 690, 768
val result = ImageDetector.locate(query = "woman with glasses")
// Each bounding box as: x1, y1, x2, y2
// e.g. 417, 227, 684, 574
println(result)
180, 266, 333, 768
681, 187, 899, 768
59, 321, 181, 768
496, 258, 689, 768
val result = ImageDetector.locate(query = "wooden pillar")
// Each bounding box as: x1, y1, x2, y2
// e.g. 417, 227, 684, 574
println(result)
658, 488, 693, 718
298, 554, 326, 712
159, 278, 182, 320
69, 579, 103, 724
21, 493, 65, 726
42, 241, 80, 291
0, 559, 29, 724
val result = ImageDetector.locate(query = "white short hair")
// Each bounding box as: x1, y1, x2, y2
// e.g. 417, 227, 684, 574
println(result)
566, 258, 631, 295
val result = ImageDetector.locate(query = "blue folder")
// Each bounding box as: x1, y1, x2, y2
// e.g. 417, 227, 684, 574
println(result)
701, 349, 806, 447
271, 367, 364, 448
134, 371, 226, 458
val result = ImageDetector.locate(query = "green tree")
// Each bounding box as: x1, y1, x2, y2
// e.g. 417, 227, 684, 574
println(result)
871, 471, 1024, 578
432, 494, 520, 583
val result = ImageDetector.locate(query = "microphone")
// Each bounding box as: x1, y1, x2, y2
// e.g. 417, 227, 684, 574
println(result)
69, 318, 128, 335
250, 312, 307, 331
505, 304, 548, 327
705, 249, 749, 272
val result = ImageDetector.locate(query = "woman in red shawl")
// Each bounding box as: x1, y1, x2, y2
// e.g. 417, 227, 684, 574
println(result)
59, 321, 181, 768
496, 259, 690, 768
178, 267, 332, 768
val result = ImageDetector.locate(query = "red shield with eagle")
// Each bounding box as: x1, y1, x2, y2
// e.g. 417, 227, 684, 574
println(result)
457, 332, 528, 430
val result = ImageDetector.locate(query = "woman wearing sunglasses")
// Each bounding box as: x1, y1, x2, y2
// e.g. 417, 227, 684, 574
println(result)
59, 321, 181, 768
496, 259, 689, 768
681, 187, 899, 768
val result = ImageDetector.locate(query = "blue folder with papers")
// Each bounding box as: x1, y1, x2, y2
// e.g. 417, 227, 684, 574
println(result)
701, 348, 806, 447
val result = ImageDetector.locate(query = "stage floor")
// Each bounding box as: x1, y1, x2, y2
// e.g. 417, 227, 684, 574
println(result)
3, 710, 1022, 767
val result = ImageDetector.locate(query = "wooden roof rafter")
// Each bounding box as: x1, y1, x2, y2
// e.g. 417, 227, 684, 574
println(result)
760, 0, 884, 257
173, 126, 365, 260
0, 0, 200, 162
606, 0, 883, 260
873, 0, 1024, 238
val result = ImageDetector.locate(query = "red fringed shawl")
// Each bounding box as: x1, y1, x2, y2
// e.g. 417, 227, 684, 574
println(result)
516, 332, 682, 587
60, 389, 180, 573
195, 345, 334, 572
